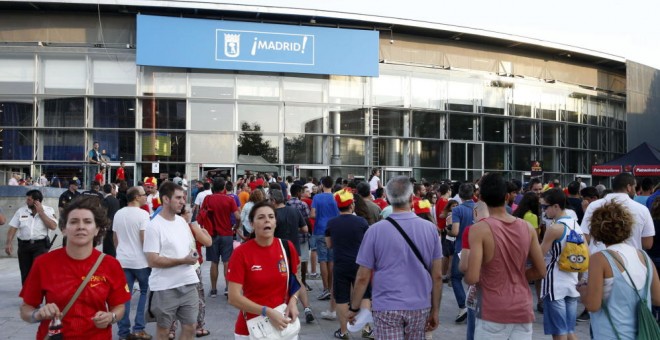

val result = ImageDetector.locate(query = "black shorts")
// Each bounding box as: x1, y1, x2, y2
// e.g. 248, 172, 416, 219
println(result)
333, 263, 371, 304
442, 239, 455, 258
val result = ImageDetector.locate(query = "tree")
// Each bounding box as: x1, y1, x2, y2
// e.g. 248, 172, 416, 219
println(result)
237, 122, 278, 163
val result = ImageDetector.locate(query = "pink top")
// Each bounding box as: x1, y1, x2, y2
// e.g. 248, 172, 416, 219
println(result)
477, 217, 534, 324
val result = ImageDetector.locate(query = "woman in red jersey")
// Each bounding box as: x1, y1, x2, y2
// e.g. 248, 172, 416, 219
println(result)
20, 196, 130, 340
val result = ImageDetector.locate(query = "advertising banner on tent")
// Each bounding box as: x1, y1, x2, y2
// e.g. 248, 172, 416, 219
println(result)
591, 165, 622, 176
633, 165, 660, 176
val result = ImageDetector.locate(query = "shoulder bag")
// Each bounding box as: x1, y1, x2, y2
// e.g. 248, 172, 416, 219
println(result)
45, 253, 105, 340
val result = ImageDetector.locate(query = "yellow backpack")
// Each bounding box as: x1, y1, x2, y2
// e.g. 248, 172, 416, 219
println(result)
557, 220, 589, 273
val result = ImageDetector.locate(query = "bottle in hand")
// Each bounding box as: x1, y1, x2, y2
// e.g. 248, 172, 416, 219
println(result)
48, 317, 63, 339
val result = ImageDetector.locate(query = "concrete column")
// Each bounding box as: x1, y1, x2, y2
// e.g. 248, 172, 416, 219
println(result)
331, 111, 341, 165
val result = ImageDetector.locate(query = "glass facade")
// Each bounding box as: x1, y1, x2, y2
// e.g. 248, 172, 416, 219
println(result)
0, 47, 627, 186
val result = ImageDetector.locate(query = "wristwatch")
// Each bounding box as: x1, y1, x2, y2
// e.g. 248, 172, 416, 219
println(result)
110, 312, 117, 324
348, 305, 360, 313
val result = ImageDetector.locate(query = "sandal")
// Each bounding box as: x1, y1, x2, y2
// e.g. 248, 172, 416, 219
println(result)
168, 331, 175, 340
196, 329, 211, 338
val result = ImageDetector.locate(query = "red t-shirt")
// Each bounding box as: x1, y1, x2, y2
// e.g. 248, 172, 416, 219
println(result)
373, 198, 388, 210
94, 173, 104, 185
227, 239, 300, 336
462, 225, 472, 250
301, 198, 314, 233
20, 249, 130, 340
205, 193, 239, 236
435, 198, 449, 230
116, 167, 125, 181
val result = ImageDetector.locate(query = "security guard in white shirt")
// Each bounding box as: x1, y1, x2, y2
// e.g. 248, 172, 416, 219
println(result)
5, 189, 58, 284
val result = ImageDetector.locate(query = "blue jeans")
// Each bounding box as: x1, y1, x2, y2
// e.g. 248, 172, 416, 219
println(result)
451, 254, 466, 309
467, 308, 475, 340
118, 267, 151, 337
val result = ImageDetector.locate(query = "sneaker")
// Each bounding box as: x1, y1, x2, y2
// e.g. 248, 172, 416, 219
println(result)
317, 289, 331, 300
308, 272, 320, 279
321, 310, 337, 320
537, 302, 544, 314
304, 307, 315, 323
128, 331, 153, 340
333, 329, 349, 339
442, 275, 449, 283
209, 289, 218, 298
305, 283, 313, 291
577, 309, 590, 322
362, 328, 375, 339
455, 308, 468, 323
224, 287, 228, 297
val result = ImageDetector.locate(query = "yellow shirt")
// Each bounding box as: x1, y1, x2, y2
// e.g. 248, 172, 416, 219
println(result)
523, 211, 539, 229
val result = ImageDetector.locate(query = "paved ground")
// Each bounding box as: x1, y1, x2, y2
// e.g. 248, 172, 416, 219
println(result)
0, 257, 591, 339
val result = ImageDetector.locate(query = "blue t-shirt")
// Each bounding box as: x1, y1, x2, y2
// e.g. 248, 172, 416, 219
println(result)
452, 200, 475, 254
229, 193, 241, 225
311, 192, 339, 235
647, 191, 660, 210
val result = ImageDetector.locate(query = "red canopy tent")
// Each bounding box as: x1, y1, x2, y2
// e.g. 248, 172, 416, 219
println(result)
591, 142, 660, 176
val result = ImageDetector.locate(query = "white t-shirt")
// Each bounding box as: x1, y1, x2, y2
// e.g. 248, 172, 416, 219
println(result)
581, 193, 655, 251
143, 214, 199, 291
194, 189, 212, 207
113, 206, 150, 269
369, 176, 381, 192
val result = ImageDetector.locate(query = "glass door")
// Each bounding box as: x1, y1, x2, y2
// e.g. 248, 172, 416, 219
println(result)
107, 162, 136, 185
200, 164, 235, 182
294, 165, 329, 181
383, 167, 413, 183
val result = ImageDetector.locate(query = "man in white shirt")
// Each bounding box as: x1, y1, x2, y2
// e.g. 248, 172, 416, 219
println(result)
5, 189, 58, 284
581, 173, 655, 251
193, 182, 212, 219
113, 186, 153, 340
144, 182, 199, 340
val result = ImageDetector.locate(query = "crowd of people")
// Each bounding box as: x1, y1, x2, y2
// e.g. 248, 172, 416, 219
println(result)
2, 168, 660, 339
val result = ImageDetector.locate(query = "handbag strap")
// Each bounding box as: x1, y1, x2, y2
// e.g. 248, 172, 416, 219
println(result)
602, 303, 622, 340
386, 217, 430, 274
61, 253, 105, 318
279, 238, 289, 303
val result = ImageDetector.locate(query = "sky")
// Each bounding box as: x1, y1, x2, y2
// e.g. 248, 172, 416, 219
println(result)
236, 0, 660, 69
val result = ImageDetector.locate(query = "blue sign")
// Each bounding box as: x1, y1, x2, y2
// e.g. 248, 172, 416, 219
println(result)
137, 15, 379, 77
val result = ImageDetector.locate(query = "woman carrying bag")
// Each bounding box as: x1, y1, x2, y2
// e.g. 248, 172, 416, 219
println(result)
577, 201, 660, 339
19, 196, 130, 339
227, 201, 301, 339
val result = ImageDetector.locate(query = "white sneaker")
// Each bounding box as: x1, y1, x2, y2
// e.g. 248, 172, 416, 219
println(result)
320, 310, 337, 320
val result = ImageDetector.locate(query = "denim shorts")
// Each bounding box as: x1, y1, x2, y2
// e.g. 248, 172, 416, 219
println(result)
311, 234, 333, 262
542, 295, 577, 335
206, 235, 234, 263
